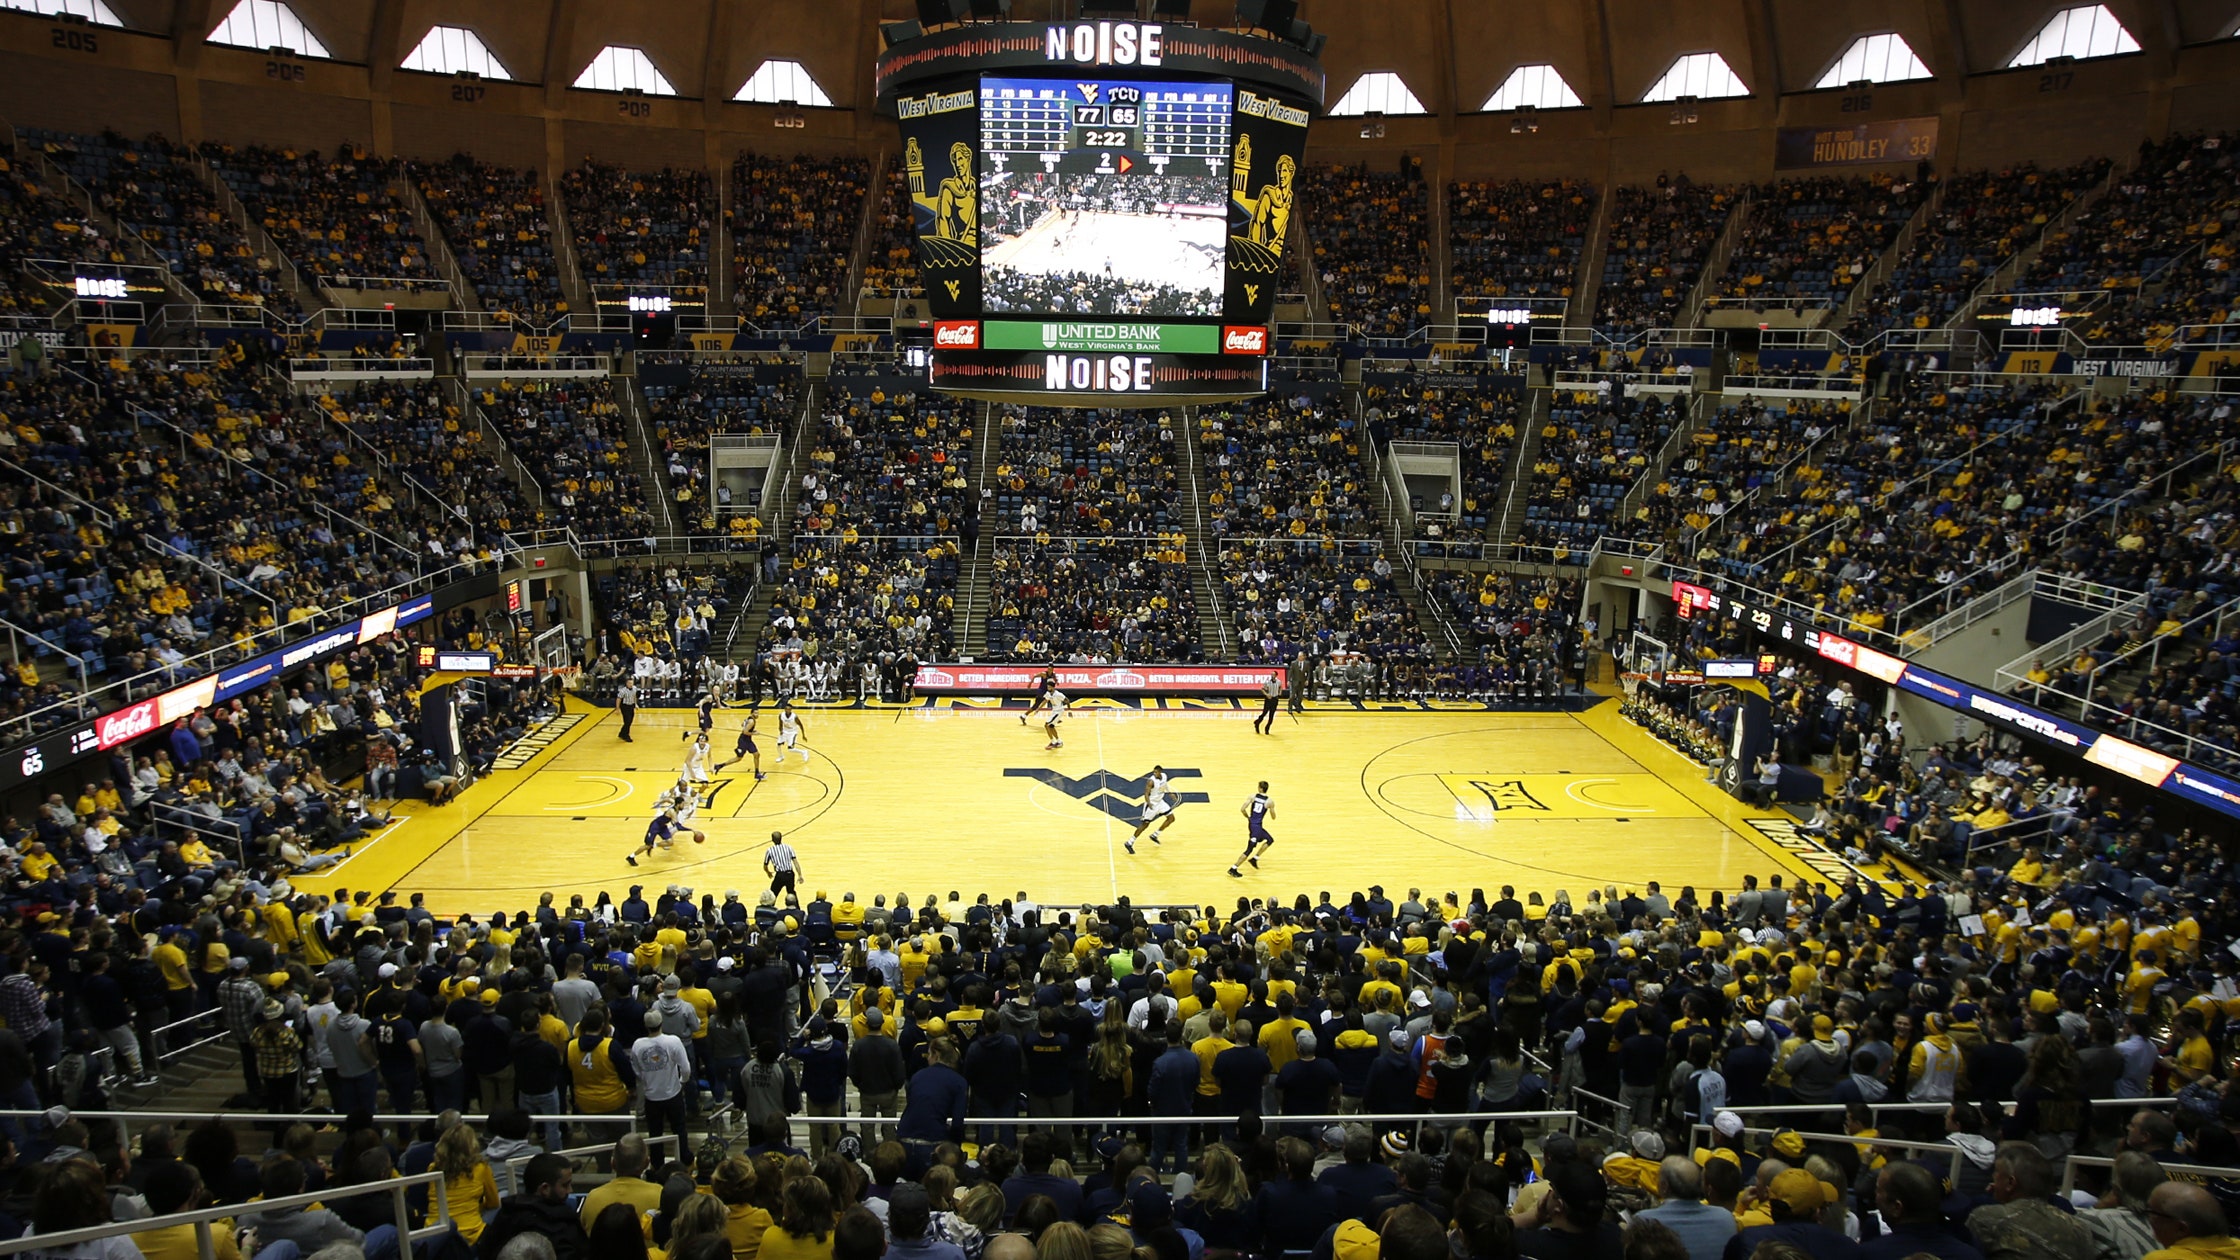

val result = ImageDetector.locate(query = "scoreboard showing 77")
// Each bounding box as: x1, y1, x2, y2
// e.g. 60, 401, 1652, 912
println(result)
981, 77, 1231, 179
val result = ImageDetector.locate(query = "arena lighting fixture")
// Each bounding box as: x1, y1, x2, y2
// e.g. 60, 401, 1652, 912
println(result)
1235, 0, 1296, 35
880, 20, 922, 47
1080, 0, 1139, 15
966, 0, 1012, 17
1151, 0, 1193, 17
916, 0, 967, 28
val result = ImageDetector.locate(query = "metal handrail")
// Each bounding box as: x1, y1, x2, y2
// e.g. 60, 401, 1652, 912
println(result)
2062, 1153, 2237, 1197
0, 1170, 446, 1258
1691, 1124, 1969, 1183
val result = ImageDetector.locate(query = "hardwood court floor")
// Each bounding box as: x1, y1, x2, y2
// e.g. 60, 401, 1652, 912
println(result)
333, 696, 1850, 916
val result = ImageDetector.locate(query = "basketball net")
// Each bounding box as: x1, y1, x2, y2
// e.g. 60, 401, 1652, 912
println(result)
1619, 671, 1652, 704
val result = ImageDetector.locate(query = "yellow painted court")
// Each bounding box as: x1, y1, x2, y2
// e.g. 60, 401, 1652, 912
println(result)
327, 694, 1864, 915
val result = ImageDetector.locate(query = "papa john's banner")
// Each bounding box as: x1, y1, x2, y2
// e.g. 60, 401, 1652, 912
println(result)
1774, 117, 1938, 171
914, 663, 1285, 694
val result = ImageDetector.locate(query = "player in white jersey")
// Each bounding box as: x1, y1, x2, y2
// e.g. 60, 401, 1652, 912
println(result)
776, 701, 809, 763
683, 733, 713, 784
660, 779, 709, 844
1042, 689, 1068, 750
1228, 781, 1275, 877
1126, 765, 1179, 853
1021, 667, 1059, 726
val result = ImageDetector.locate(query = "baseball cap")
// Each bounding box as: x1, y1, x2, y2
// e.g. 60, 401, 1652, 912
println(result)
265, 972, 289, 989
377, 963, 398, 978
1387, 1028, 1410, 1051
1408, 990, 1431, 1009
1713, 1110, 1745, 1139
1812, 1014, 1834, 1036
1093, 1135, 1124, 1161
716, 957, 735, 971
1126, 1179, 1172, 1227
1742, 1020, 1766, 1043
1768, 1168, 1827, 1215
1770, 1129, 1807, 1159
1318, 1125, 1347, 1149
1630, 1130, 1664, 1160
229, 956, 249, 970
1331, 1221, 1381, 1260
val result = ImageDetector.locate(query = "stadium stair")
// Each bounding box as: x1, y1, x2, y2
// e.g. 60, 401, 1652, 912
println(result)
836, 151, 890, 325
711, 168, 735, 318
1355, 422, 1459, 665
398, 176, 477, 310
1946, 160, 2120, 329
16, 139, 204, 309
1833, 177, 1942, 331
729, 380, 825, 664
446, 378, 552, 515
1677, 191, 1753, 329
193, 150, 323, 314
1563, 185, 1614, 333
545, 174, 591, 315
1488, 389, 1554, 549
1615, 390, 1712, 529
619, 370, 682, 539
957, 402, 999, 659
1176, 406, 1236, 661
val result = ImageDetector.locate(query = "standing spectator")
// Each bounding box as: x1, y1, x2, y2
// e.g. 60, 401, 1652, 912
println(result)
792, 1016, 849, 1157
1147, 1025, 1199, 1176
420, 1006, 467, 1113
435, 1123, 503, 1248
251, 1000, 304, 1119
850, 1007, 908, 1123
218, 961, 267, 1103
632, 1009, 694, 1149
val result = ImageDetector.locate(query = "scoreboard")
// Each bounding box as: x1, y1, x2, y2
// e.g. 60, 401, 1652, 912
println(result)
879, 19, 1322, 406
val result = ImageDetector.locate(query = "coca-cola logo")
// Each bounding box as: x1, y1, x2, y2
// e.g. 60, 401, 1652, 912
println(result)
96, 700, 160, 749
933, 321, 980, 349
1221, 326, 1267, 354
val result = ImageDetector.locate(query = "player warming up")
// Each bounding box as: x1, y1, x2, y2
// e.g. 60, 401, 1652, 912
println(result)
713, 711, 765, 781
1126, 766, 1179, 854
1229, 781, 1275, 877
1021, 668, 1059, 726
1042, 689, 1068, 749
776, 702, 810, 764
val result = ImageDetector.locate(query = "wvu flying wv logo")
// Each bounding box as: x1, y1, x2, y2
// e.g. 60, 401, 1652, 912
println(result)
1004, 767, 1210, 821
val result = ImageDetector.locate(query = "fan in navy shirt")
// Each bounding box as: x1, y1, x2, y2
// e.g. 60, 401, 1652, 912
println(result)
1001, 1132, 1084, 1223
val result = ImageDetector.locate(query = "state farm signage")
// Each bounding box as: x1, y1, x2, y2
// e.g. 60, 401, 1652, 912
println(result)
1222, 326, 1268, 355
913, 663, 1284, 695
933, 320, 980, 349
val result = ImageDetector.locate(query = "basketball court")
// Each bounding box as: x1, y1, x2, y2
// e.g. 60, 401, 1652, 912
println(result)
330, 695, 1875, 916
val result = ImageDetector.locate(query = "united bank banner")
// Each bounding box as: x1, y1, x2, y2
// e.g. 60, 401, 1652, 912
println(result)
1774, 117, 1938, 171
914, 663, 1284, 694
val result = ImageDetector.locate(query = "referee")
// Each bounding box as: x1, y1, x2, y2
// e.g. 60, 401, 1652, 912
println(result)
617, 680, 638, 742
1252, 672, 1281, 734
764, 830, 801, 896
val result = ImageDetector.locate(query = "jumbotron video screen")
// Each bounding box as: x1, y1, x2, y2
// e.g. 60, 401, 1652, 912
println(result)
978, 77, 1233, 318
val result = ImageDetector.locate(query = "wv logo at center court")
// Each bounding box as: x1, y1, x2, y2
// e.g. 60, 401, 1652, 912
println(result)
1005, 767, 1210, 821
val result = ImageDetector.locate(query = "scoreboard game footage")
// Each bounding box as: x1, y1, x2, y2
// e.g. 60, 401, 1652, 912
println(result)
876, 18, 1323, 404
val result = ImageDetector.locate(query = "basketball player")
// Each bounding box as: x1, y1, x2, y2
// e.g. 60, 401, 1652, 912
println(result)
682, 733, 713, 786
1251, 673, 1281, 734
1229, 781, 1275, 878
1042, 689, 1068, 750
714, 711, 764, 781
1021, 667, 1059, 726
628, 808, 678, 867
776, 701, 809, 764
1126, 766, 1178, 853
661, 779, 709, 844
687, 692, 717, 741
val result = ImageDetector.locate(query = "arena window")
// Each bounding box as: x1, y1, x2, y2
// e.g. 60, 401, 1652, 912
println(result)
0, 0, 124, 24
1813, 32, 1932, 87
1639, 51, 1749, 102
1479, 63, 1584, 112
1325, 71, 1428, 117
735, 58, 835, 107
573, 44, 678, 95
206, 0, 329, 58
2007, 4, 2140, 66
399, 24, 513, 79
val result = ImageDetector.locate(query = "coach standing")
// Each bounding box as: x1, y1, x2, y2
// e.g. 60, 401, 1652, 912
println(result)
616, 681, 637, 742
1253, 673, 1281, 734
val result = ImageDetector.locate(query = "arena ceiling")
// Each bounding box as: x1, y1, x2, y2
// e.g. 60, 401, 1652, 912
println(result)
3, 0, 2237, 179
